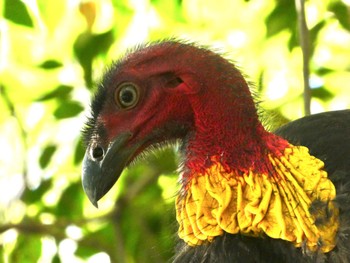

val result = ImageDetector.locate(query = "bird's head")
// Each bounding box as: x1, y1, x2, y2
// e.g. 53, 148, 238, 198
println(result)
82, 40, 260, 207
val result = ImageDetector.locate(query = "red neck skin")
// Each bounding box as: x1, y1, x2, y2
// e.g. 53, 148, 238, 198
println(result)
183, 68, 289, 179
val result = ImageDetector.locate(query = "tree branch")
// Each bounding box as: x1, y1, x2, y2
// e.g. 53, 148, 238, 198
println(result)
295, 0, 311, 116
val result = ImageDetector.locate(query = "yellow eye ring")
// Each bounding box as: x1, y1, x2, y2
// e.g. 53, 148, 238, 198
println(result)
114, 83, 140, 109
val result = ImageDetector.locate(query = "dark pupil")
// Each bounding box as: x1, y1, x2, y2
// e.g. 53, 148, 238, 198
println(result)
120, 89, 134, 104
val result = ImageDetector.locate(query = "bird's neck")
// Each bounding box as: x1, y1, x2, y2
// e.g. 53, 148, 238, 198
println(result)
174, 60, 338, 254
177, 116, 338, 252
183, 91, 288, 177
176, 143, 338, 253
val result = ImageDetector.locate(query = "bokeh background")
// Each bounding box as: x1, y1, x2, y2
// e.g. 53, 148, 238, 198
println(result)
1, 0, 350, 262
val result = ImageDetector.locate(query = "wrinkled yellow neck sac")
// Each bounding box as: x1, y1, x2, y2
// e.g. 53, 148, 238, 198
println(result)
176, 145, 338, 253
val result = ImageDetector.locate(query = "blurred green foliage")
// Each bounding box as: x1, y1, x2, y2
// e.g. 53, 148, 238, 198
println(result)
0, 0, 350, 262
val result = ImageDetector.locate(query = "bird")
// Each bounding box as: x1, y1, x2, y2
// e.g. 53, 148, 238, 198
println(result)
81, 40, 350, 263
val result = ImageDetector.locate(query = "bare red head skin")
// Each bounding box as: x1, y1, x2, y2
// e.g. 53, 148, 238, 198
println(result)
82, 40, 288, 206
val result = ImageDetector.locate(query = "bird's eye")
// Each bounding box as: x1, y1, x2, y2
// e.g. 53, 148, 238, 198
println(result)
114, 83, 140, 109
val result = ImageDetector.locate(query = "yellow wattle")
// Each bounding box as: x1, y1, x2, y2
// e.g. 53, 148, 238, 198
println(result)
176, 145, 338, 253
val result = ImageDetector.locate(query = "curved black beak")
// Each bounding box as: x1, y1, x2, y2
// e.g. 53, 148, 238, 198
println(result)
82, 132, 137, 207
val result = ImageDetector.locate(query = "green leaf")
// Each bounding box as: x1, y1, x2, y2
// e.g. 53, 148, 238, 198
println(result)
74, 30, 114, 89
74, 138, 85, 165
10, 235, 41, 262
77, 224, 116, 259
56, 183, 83, 220
287, 30, 298, 51
52, 254, 61, 263
329, 2, 350, 31
21, 179, 53, 204
311, 86, 334, 100
310, 21, 326, 43
36, 85, 73, 101
54, 101, 84, 119
309, 21, 326, 56
315, 67, 334, 76
51, 254, 61, 263
265, 0, 297, 37
39, 144, 57, 168
39, 60, 63, 69
75, 244, 97, 259
4, 0, 34, 27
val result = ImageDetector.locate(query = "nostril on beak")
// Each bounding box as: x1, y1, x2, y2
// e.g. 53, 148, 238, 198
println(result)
91, 146, 104, 161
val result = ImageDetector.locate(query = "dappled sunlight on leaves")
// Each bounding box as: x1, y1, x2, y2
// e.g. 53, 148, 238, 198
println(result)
0, 0, 349, 262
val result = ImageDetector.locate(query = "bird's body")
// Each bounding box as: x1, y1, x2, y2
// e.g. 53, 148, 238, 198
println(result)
174, 110, 350, 263
82, 40, 350, 262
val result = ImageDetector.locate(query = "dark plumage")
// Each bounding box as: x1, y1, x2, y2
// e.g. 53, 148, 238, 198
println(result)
275, 110, 350, 175
81, 40, 350, 262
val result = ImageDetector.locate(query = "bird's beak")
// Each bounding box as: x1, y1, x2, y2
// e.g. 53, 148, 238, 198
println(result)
82, 132, 139, 207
